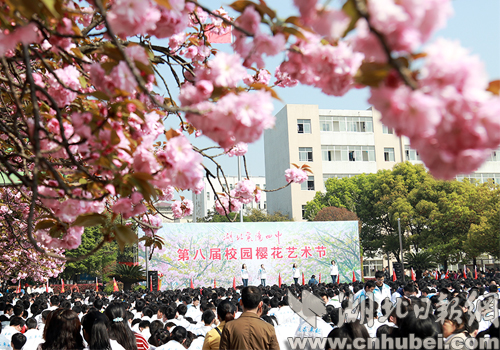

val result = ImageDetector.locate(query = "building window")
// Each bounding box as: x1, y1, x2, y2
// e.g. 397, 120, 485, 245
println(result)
489, 149, 500, 161
301, 176, 315, 191
324, 174, 355, 183
299, 147, 313, 162
297, 119, 311, 134
321, 145, 375, 162
363, 259, 384, 277
302, 205, 306, 219
405, 146, 420, 161
264, 202, 267, 209
458, 173, 500, 184
383, 125, 394, 134
384, 148, 395, 162
207, 192, 210, 200
319, 116, 373, 133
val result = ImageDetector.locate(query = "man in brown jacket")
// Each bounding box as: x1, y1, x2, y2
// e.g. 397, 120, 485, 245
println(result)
219, 286, 279, 350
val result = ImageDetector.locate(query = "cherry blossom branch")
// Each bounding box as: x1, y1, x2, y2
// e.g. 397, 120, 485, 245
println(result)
187, 0, 252, 37
353, 0, 417, 90
262, 182, 292, 193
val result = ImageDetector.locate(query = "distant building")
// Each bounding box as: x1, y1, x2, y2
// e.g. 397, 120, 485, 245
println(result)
264, 104, 500, 223
191, 176, 267, 221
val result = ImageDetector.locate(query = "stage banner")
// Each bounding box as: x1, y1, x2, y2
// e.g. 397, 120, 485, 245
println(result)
139, 221, 361, 290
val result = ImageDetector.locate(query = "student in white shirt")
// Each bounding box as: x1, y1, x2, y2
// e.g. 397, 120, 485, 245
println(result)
292, 263, 300, 285
194, 310, 216, 336
0, 317, 23, 350
258, 265, 267, 287
241, 264, 249, 287
21, 318, 43, 350
330, 260, 339, 285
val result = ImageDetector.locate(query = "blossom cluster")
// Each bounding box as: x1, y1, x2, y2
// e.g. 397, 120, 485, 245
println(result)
214, 179, 262, 216
369, 39, 500, 178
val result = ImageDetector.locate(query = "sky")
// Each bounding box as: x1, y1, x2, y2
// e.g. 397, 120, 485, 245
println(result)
158, 0, 500, 180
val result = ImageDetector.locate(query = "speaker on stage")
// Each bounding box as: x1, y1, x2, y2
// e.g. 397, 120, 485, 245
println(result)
148, 271, 158, 291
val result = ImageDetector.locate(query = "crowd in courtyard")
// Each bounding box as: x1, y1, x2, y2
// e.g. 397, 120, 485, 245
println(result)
0, 269, 499, 350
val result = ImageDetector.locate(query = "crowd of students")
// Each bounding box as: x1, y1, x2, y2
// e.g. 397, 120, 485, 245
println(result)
0, 270, 498, 350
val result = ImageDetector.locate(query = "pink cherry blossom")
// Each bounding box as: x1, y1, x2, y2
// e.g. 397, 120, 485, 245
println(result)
293, 0, 318, 24
195, 52, 247, 88
49, 18, 75, 52
285, 168, 308, 184
46, 65, 81, 107
235, 6, 261, 35
155, 134, 204, 190
311, 9, 350, 41
147, 0, 189, 39
367, 0, 453, 52
107, 0, 161, 38
171, 199, 193, 218
350, 19, 387, 63
369, 84, 443, 140
0, 23, 38, 57
133, 146, 161, 175
215, 194, 241, 215
233, 179, 256, 204
185, 90, 275, 149
280, 35, 363, 96
274, 66, 299, 88
225, 143, 248, 157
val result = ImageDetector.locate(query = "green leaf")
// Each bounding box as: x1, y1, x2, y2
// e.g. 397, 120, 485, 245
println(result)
126, 173, 158, 203
354, 62, 391, 87
110, 129, 121, 146
487, 80, 500, 95
40, 0, 59, 18
90, 91, 110, 101
35, 219, 56, 231
249, 83, 282, 101
282, 27, 306, 41
341, 0, 361, 37
114, 225, 138, 252
153, 0, 172, 10
72, 213, 108, 227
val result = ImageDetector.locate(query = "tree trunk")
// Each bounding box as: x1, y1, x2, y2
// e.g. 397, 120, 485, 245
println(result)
443, 260, 448, 271
123, 282, 133, 291
472, 257, 477, 267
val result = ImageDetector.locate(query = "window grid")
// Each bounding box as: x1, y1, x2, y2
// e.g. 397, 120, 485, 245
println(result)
299, 147, 313, 162
323, 174, 356, 183
297, 119, 311, 134
384, 148, 395, 162
405, 146, 421, 161
457, 173, 500, 184
319, 116, 373, 133
301, 176, 315, 191
488, 150, 500, 161
321, 145, 375, 162
383, 125, 394, 134
363, 260, 384, 277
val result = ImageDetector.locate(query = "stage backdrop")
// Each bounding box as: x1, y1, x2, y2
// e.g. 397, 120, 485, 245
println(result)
139, 221, 361, 290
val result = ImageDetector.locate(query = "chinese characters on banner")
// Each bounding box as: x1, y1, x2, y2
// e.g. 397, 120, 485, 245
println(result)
176, 230, 327, 261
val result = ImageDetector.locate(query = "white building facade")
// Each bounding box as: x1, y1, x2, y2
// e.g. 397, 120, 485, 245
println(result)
264, 104, 500, 277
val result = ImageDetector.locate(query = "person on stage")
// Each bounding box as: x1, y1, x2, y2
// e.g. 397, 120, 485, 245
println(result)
258, 264, 267, 287
292, 264, 300, 285
241, 264, 249, 287
330, 260, 338, 285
